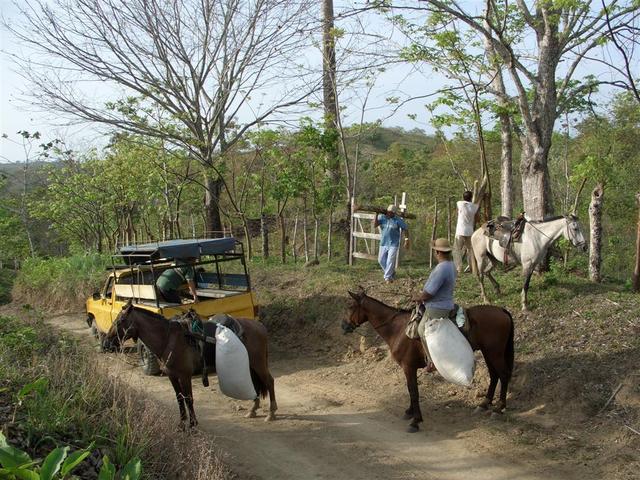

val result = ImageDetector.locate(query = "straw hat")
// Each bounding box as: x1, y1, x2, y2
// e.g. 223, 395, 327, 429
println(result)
431, 238, 452, 252
386, 204, 398, 213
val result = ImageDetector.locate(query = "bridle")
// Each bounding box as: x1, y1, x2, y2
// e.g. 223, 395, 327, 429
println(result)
110, 303, 136, 344
564, 215, 586, 249
345, 301, 406, 336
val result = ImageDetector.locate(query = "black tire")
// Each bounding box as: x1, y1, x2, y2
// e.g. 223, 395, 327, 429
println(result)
138, 342, 161, 376
88, 316, 99, 338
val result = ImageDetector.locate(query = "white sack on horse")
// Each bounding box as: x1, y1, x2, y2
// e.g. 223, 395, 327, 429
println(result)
216, 324, 257, 400
425, 318, 475, 387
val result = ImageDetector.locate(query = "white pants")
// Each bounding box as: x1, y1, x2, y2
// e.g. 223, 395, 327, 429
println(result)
378, 245, 399, 280
454, 235, 474, 273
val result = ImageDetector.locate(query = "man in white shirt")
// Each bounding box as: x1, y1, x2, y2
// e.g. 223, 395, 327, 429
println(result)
454, 191, 479, 273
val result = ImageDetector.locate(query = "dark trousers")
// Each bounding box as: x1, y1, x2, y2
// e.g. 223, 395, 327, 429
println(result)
157, 287, 182, 304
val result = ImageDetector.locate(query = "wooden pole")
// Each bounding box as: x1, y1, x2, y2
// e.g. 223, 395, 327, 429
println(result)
430, 200, 438, 269
447, 197, 452, 242
588, 183, 604, 283
633, 193, 640, 292
349, 197, 355, 266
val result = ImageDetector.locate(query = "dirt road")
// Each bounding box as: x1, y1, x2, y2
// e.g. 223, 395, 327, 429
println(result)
50, 313, 580, 480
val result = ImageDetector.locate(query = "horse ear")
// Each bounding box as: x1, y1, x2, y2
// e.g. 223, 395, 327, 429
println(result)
348, 290, 358, 300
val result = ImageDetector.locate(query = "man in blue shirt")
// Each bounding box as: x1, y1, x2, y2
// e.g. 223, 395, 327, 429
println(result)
412, 238, 457, 372
375, 204, 410, 283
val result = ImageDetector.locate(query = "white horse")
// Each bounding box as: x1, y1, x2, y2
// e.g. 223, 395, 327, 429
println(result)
471, 215, 587, 311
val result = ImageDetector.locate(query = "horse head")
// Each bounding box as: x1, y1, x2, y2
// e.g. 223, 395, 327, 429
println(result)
564, 214, 587, 252
342, 289, 368, 334
103, 299, 137, 351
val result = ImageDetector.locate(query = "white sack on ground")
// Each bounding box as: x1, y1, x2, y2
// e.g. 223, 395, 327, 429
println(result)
215, 324, 257, 400
425, 318, 475, 387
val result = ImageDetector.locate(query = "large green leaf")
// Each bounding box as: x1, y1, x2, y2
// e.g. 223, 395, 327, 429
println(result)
120, 457, 142, 480
60, 446, 93, 477
0, 434, 32, 469
97, 456, 115, 480
17, 378, 48, 401
39, 446, 68, 480
13, 468, 40, 480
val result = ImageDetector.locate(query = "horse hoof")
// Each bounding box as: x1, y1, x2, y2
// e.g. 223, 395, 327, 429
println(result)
406, 424, 419, 433
265, 413, 276, 422
245, 410, 257, 419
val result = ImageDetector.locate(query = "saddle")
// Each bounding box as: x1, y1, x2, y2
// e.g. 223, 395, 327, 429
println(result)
405, 304, 469, 339
483, 213, 526, 266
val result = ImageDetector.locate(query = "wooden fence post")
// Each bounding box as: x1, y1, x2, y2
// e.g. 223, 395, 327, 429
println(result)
430, 200, 438, 269
447, 197, 452, 242
589, 183, 603, 283
633, 193, 640, 292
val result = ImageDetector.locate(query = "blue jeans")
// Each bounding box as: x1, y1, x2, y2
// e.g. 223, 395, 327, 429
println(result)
378, 245, 399, 280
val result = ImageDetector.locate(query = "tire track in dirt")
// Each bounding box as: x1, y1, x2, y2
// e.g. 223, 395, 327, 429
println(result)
49, 313, 580, 480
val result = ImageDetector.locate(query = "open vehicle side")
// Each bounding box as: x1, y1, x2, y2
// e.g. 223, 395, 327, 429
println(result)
86, 238, 258, 373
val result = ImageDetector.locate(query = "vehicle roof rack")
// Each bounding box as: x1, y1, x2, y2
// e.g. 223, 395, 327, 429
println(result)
116, 237, 238, 265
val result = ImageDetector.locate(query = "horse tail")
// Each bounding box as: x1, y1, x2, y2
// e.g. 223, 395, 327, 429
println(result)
502, 308, 515, 381
250, 368, 269, 399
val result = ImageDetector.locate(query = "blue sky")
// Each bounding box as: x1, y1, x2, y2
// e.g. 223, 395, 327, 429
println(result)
0, 1, 633, 164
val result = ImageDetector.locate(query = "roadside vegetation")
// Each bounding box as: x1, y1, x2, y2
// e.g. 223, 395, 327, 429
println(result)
0, 309, 230, 479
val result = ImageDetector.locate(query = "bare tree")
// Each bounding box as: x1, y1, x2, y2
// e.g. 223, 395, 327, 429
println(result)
409, 0, 639, 220
7, 0, 318, 237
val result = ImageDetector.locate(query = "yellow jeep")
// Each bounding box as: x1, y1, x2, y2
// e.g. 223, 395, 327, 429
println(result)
86, 238, 258, 373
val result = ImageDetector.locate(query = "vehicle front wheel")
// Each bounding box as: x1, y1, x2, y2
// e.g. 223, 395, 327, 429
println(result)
138, 342, 161, 376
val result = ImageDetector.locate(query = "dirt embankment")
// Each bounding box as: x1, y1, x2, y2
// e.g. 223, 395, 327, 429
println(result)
14, 262, 639, 479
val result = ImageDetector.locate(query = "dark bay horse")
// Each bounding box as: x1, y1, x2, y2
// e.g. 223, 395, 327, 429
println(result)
104, 300, 277, 428
342, 291, 514, 433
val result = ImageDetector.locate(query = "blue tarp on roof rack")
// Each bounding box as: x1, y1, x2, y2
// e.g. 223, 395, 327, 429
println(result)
117, 238, 237, 263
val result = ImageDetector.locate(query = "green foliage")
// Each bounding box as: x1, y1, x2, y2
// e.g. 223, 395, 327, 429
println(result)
0, 432, 140, 480
13, 254, 111, 310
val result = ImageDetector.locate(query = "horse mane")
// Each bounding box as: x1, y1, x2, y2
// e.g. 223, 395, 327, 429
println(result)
529, 215, 565, 224
362, 293, 411, 314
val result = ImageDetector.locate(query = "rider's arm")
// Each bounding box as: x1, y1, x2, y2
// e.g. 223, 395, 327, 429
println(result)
187, 279, 199, 303
374, 214, 382, 228
412, 290, 434, 303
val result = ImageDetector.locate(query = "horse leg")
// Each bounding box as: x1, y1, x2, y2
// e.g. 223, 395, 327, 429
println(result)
403, 366, 422, 433
246, 397, 260, 418
169, 375, 187, 429
476, 354, 499, 412
265, 373, 277, 422
181, 375, 198, 428
521, 265, 534, 311
486, 270, 501, 295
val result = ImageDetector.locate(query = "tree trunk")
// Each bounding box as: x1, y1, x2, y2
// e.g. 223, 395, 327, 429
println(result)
261, 214, 269, 259
313, 217, 320, 262
632, 193, 640, 292
520, 141, 553, 221
279, 213, 286, 264
204, 172, 223, 238
430, 200, 438, 268
327, 212, 333, 262
500, 114, 514, 218
292, 213, 299, 264
303, 200, 309, 263
240, 214, 253, 259
589, 184, 604, 283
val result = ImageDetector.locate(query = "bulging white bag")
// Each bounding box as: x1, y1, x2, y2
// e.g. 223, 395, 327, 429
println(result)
215, 324, 257, 400
425, 318, 475, 387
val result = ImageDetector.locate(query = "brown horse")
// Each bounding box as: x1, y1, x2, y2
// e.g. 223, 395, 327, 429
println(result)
104, 300, 277, 428
342, 291, 514, 433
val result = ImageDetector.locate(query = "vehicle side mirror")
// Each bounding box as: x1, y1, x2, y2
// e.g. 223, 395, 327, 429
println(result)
92, 292, 101, 300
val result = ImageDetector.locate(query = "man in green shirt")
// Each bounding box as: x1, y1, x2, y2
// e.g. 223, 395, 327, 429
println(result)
155, 258, 199, 304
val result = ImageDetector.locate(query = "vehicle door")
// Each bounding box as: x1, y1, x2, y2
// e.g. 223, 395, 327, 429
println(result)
93, 276, 116, 333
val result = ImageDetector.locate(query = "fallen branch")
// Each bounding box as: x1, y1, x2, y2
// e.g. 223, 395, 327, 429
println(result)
598, 383, 624, 415
624, 424, 640, 436
605, 298, 621, 307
